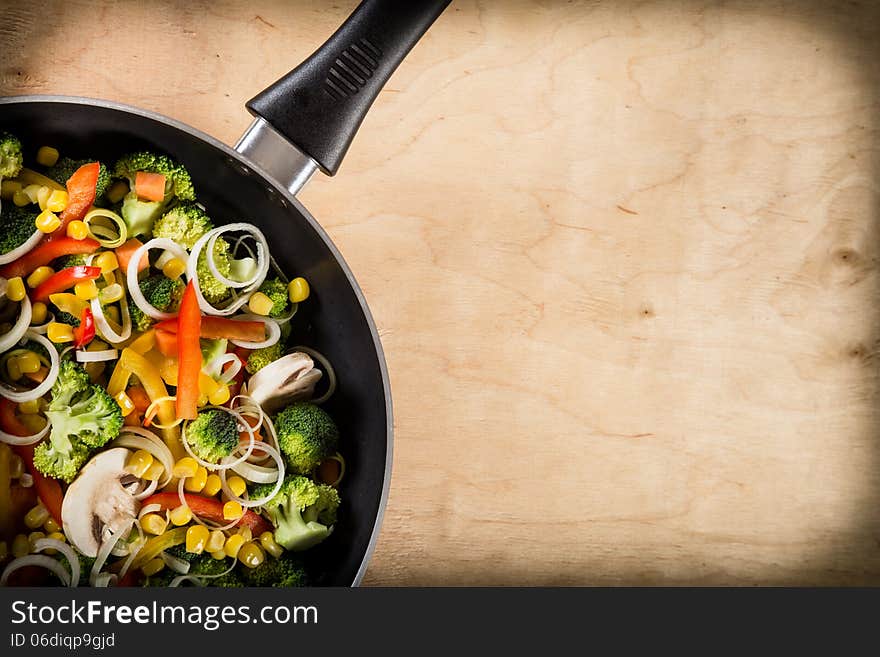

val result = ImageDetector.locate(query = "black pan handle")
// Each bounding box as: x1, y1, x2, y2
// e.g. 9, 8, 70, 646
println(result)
246, 0, 451, 177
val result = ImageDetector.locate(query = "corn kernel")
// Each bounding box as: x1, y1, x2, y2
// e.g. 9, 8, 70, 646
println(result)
46, 189, 69, 213
17, 351, 41, 375
24, 504, 49, 530
161, 257, 187, 280
1, 180, 22, 200
36, 186, 52, 211
12, 190, 30, 206
11, 534, 30, 558
223, 534, 245, 558
74, 280, 98, 300
46, 531, 65, 544
203, 474, 222, 497
210, 550, 226, 560
259, 532, 284, 559
47, 322, 74, 344
27, 531, 45, 550
247, 292, 274, 316
94, 251, 119, 274
143, 461, 164, 482
26, 266, 55, 289
0, 541, 7, 562
185, 525, 210, 554
288, 277, 310, 303
23, 184, 42, 203
208, 384, 230, 406
141, 513, 168, 535
238, 542, 265, 569
222, 501, 243, 521
169, 505, 192, 526
6, 277, 26, 302
35, 209, 60, 233
105, 180, 128, 204
114, 392, 136, 418
237, 527, 252, 543
125, 448, 153, 477
10, 455, 24, 479
43, 518, 61, 534
141, 557, 165, 577
36, 146, 59, 167
206, 530, 225, 553
227, 476, 247, 498
99, 283, 124, 304
184, 466, 208, 493
172, 457, 199, 479
66, 219, 88, 240
49, 293, 87, 316
31, 301, 48, 325
18, 399, 41, 415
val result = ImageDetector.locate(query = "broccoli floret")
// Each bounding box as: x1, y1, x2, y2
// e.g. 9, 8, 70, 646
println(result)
119, 193, 164, 238
152, 202, 213, 250
242, 553, 308, 587
46, 158, 111, 197
184, 409, 238, 463
251, 475, 337, 552
257, 278, 290, 319
33, 361, 122, 482
245, 343, 283, 375
140, 274, 184, 312
0, 204, 37, 255
53, 311, 81, 327
274, 403, 339, 475
303, 483, 341, 526
113, 151, 195, 201
0, 132, 23, 179
54, 254, 87, 269
127, 300, 152, 333
196, 238, 232, 304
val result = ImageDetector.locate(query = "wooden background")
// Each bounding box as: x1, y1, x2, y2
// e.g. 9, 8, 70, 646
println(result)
2, 0, 880, 585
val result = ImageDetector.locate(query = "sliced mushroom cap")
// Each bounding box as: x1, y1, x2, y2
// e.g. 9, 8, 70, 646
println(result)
61, 448, 140, 558
246, 352, 323, 414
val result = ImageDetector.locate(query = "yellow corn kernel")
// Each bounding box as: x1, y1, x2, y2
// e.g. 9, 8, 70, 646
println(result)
105, 180, 128, 204
259, 532, 284, 559
203, 474, 222, 498
143, 461, 165, 482
26, 266, 55, 289
46, 189, 69, 213
185, 525, 210, 554
27, 531, 46, 550
210, 550, 226, 561
125, 448, 153, 477
227, 476, 247, 498
140, 513, 168, 536
12, 190, 31, 206
223, 533, 245, 559
105, 305, 121, 325
47, 322, 74, 344
238, 542, 265, 569
247, 292, 274, 316
11, 534, 30, 558
0, 541, 7, 562
10, 455, 24, 479
208, 384, 230, 406
46, 531, 65, 544
36, 186, 52, 211
237, 527, 252, 543
115, 392, 136, 418
31, 301, 48, 325
16, 351, 41, 375
23, 184, 42, 203
222, 501, 243, 521
43, 518, 61, 534
172, 457, 199, 479
169, 505, 192, 526
206, 530, 225, 553
19, 415, 45, 435
99, 283, 124, 305
288, 277, 310, 303
36, 146, 59, 167
141, 557, 165, 577
184, 466, 208, 493
24, 504, 49, 530
66, 219, 88, 240
18, 399, 41, 415
6, 277, 26, 302
35, 209, 60, 233
74, 280, 98, 300
161, 257, 186, 280
5, 357, 21, 381
1, 180, 22, 200
94, 251, 119, 274
48, 293, 87, 316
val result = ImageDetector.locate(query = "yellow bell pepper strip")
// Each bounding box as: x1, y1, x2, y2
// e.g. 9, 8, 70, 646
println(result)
127, 329, 156, 355
176, 281, 201, 420
130, 526, 188, 570
13, 168, 65, 191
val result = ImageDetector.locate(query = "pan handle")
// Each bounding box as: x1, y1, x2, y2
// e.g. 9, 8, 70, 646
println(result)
238, 0, 450, 193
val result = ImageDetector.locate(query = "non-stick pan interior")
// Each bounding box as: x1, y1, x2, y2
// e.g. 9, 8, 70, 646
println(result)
0, 98, 391, 586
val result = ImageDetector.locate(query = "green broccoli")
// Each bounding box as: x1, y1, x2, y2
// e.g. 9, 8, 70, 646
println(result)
274, 402, 339, 475
113, 151, 195, 236
245, 343, 283, 375
257, 278, 290, 319
33, 361, 123, 482
184, 409, 238, 463
127, 300, 151, 333
45, 158, 111, 197
251, 475, 339, 552
152, 202, 213, 250
0, 132, 23, 179
0, 205, 37, 255
196, 237, 232, 304
126, 275, 183, 333
241, 553, 308, 587
53, 311, 81, 327
54, 254, 87, 269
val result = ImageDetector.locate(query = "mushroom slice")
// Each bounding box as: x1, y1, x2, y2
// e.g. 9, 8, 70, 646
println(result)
61, 448, 140, 558
246, 352, 323, 414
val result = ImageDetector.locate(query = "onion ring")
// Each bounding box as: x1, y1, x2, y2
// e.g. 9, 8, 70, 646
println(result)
0, 294, 31, 354
0, 331, 59, 403
127, 238, 189, 320
0, 227, 42, 266
228, 314, 281, 350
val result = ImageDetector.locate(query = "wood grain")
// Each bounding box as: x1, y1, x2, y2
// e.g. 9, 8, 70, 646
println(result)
3, 0, 880, 585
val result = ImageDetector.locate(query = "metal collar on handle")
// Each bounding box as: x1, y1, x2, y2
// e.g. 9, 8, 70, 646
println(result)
234, 118, 319, 197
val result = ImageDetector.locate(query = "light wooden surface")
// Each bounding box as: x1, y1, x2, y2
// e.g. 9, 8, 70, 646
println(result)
4, 0, 880, 585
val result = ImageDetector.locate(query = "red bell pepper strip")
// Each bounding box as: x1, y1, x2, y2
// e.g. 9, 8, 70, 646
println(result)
72, 306, 96, 348
140, 492, 272, 535
47, 162, 100, 240
154, 316, 267, 343
176, 280, 202, 420
31, 266, 102, 303
0, 237, 101, 279
0, 399, 64, 525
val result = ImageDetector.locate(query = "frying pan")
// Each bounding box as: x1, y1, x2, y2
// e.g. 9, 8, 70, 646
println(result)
0, 0, 450, 586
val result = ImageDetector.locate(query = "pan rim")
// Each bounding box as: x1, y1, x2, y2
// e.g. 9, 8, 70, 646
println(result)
0, 93, 394, 588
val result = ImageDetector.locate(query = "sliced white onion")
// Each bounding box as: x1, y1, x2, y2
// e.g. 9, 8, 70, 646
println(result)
19, 472, 33, 487
127, 238, 189, 320
230, 459, 281, 484
138, 504, 163, 520
180, 406, 257, 471
32, 538, 80, 587
0, 415, 50, 446
154, 249, 178, 271
89, 270, 132, 344
1, 554, 71, 587
203, 352, 241, 385
0, 331, 59, 403
169, 575, 206, 587
76, 348, 118, 363
92, 573, 118, 587
228, 314, 281, 350
112, 429, 175, 488
133, 478, 158, 500
0, 228, 43, 266
293, 345, 337, 404
0, 294, 31, 354
161, 550, 191, 574
83, 208, 127, 249
205, 227, 265, 289
221, 440, 285, 508
90, 522, 131, 587
119, 536, 145, 579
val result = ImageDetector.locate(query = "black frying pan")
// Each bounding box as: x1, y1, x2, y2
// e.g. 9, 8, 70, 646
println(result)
0, 0, 450, 586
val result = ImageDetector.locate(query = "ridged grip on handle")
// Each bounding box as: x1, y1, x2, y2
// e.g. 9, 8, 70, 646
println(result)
246, 0, 450, 177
